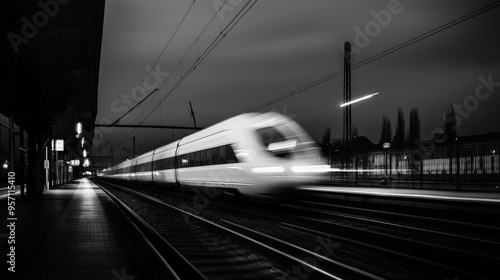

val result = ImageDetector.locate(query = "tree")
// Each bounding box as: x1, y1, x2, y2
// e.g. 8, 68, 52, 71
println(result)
352, 126, 359, 138
320, 127, 331, 158
408, 107, 420, 143
380, 115, 392, 144
443, 104, 457, 142
394, 108, 405, 143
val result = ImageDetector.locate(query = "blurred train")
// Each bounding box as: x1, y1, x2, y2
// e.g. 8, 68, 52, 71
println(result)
99, 112, 329, 199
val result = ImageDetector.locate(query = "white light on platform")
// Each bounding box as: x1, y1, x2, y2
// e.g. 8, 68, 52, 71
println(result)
76, 122, 82, 134
340, 92, 379, 107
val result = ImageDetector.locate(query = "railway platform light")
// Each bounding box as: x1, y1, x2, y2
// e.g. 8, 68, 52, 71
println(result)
76, 122, 82, 137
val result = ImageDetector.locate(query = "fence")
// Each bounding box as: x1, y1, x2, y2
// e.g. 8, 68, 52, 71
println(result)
325, 142, 500, 191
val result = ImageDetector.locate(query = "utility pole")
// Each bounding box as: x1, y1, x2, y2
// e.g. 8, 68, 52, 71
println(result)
343, 42, 352, 173
189, 102, 198, 129
343, 42, 352, 148
133, 136, 136, 157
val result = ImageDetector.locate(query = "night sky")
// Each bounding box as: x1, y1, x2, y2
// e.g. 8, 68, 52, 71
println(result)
93, 0, 500, 162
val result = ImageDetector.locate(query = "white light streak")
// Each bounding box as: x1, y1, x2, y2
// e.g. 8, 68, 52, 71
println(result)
268, 139, 297, 151
292, 165, 331, 173
252, 166, 285, 173
340, 92, 379, 107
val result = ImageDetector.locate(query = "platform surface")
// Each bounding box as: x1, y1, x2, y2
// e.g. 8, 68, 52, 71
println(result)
0, 178, 175, 280
299, 185, 500, 204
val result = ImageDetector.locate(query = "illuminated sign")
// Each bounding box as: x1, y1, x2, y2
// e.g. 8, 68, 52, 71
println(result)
52, 139, 64, 151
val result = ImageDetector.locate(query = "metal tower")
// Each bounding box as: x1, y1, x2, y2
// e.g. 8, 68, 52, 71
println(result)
343, 42, 351, 148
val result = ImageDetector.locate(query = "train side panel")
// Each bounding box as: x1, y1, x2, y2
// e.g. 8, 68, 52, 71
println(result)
152, 141, 179, 185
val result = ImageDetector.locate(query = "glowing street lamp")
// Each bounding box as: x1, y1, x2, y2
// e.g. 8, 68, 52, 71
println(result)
340, 92, 379, 107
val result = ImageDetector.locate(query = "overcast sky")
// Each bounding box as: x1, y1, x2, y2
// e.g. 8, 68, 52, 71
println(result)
93, 0, 500, 161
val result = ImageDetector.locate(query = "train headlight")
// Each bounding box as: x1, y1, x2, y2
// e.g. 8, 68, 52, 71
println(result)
251, 166, 285, 173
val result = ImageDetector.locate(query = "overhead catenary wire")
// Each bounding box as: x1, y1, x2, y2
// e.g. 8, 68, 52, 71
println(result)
110, 1, 196, 126
111, 0, 258, 156
137, 0, 258, 126
240, 1, 500, 114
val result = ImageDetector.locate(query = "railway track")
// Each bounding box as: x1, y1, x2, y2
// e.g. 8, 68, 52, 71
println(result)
226, 200, 500, 279
289, 199, 500, 242
94, 179, 381, 280
94, 179, 500, 279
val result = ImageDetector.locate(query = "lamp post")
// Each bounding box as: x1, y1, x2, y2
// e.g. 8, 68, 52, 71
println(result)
383, 142, 391, 184
339, 91, 380, 173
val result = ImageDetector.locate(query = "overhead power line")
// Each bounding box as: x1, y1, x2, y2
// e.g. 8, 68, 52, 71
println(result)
138, 0, 258, 126
109, 0, 258, 155
241, 1, 500, 113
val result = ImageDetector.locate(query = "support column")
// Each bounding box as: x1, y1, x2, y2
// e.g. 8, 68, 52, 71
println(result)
20, 129, 25, 197
9, 114, 15, 191
27, 127, 43, 196
45, 144, 49, 190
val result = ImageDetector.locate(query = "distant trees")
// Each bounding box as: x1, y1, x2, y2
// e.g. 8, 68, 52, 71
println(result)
380, 115, 392, 144
408, 107, 420, 143
443, 105, 457, 142
394, 108, 405, 143
378, 107, 419, 146
352, 126, 359, 139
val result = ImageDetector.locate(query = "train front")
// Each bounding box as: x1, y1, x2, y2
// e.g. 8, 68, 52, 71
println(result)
234, 113, 329, 198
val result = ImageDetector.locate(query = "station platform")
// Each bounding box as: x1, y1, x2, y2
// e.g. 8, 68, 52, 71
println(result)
298, 185, 500, 204
0, 178, 174, 280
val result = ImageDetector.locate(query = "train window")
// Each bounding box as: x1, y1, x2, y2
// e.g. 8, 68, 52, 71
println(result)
256, 127, 287, 147
189, 153, 195, 167
226, 145, 238, 163
256, 127, 295, 158
206, 149, 212, 165
200, 150, 206, 165
219, 146, 226, 163
195, 151, 201, 166
211, 148, 219, 164
181, 155, 189, 167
